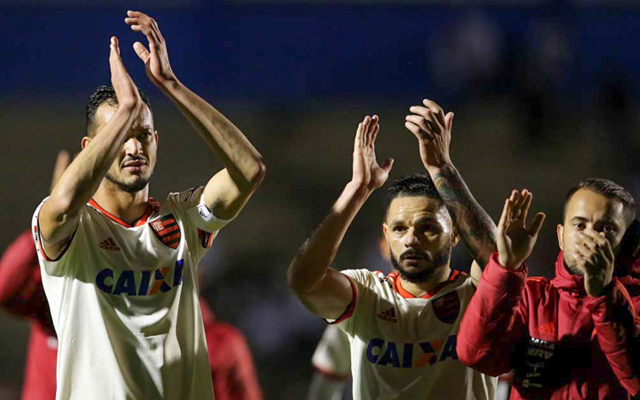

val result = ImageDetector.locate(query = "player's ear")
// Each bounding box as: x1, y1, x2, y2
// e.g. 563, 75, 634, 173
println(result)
382, 223, 389, 240
451, 226, 460, 248
81, 136, 91, 150
154, 130, 159, 144
557, 224, 564, 250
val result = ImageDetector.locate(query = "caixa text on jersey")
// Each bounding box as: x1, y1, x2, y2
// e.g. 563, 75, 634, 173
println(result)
95, 260, 184, 296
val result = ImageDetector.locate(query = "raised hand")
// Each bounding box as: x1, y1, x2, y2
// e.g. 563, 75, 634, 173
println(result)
351, 115, 394, 191
575, 231, 615, 296
405, 99, 454, 169
125, 11, 177, 87
109, 36, 141, 110
497, 190, 546, 270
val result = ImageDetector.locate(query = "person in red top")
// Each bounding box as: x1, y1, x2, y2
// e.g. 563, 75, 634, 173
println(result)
200, 298, 263, 400
0, 152, 263, 400
0, 228, 58, 400
457, 180, 640, 400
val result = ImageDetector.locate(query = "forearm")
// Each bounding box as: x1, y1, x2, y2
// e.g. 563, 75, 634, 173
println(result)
160, 81, 265, 187
587, 284, 640, 396
426, 162, 496, 267
42, 106, 141, 241
457, 253, 527, 375
287, 182, 372, 295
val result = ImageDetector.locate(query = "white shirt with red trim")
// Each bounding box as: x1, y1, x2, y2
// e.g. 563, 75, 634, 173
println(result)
333, 269, 496, 400
32, 187, 229, 400
312, 324, 352, 379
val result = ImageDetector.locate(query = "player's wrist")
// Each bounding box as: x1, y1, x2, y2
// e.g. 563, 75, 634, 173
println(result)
345, 180, 375, 196
498, 253, 523, 271
157, 76, 181, 92
424, 159, 454, 175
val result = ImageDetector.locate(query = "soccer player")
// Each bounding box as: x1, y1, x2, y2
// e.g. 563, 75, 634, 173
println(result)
308, 319, 352, 400
287, 111, 498, 399
457, 181, 640, 399
308, 237, 389, 400
32, 11, 265, 400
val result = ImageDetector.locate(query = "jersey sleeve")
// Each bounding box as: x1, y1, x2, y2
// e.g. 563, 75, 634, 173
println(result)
31, 197, 80, 277
167, 187, 234, 263
311, 325, 352, 379
329, 269, 378, 336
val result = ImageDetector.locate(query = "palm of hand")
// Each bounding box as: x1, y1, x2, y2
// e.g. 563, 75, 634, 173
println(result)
354, 148, 387, 189
351, 115, 393, 191
498, 223, 534, 268
496, 190, 545, 270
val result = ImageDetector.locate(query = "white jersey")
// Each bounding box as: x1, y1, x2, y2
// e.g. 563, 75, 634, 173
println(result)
32, 187, 229, 400
334, 269, 496, 400
312, 324, 351, 379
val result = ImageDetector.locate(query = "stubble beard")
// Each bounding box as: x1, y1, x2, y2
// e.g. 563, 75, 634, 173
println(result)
390, 246, 451, 284
105, 170, 153, 194
563, 252, 584, 276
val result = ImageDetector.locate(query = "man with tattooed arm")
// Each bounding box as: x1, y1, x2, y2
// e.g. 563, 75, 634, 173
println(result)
287, 98, 510, 399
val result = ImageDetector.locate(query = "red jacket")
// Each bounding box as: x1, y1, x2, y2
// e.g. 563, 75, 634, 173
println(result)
0, 230, 57, 400
0, 231, 263, 400
457, 252, 640, 400
201, 299, 263, 400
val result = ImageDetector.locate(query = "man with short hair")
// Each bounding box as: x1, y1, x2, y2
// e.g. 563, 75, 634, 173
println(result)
457, 179, 640, 399
287, 107, 499, 399
33, 11, 265, 400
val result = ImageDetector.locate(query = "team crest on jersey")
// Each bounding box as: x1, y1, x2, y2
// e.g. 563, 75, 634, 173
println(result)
432, 291, 460, 324
149, 214, 181, 249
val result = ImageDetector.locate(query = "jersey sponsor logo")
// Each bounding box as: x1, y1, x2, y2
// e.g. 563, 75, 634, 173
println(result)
366, 335, 459, 368
149, 214, 181, 249
98, 237, 121, 251
376, 307, 398, 323
432, 291, 460, 324
515, 336, 559, 389
95, 260, 184, 296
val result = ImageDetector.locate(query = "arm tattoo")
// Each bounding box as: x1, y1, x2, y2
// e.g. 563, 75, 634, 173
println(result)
432, 165, 497, 267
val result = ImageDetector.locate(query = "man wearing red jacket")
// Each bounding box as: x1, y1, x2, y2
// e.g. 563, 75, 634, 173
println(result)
457, 180, 640, 400
0, 152, 262, 400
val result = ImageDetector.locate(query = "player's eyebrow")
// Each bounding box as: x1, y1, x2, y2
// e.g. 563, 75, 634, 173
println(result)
133, 125, 154, 133
570, 216, 589, 223
389, 218, 407, 227
414, 215, 438, 225
596, 218, 621, 228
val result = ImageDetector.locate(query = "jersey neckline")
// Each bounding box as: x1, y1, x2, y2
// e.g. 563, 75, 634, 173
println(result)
390, 269, 463, 299
88, 198, 158, 228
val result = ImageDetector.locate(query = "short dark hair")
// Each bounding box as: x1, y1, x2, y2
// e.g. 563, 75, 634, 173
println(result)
563, 178, 637, 226
386, 174, 443, 214
85, 85, 152, 137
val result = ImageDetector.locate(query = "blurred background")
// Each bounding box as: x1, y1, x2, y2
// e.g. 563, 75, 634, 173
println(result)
2, 0, 640, 398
